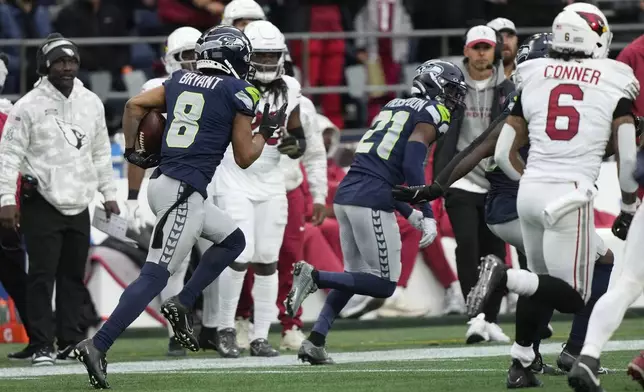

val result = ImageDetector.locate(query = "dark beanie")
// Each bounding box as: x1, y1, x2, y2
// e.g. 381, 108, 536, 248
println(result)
37, 33, 80, 75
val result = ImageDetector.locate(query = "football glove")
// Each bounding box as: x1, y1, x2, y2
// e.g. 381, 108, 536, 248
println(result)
258, 102, 288, 141
612, 211, 633, 241
392, 182, 444, 204
278, 135, 306, 158
124, 148, 160, 169
407, 210, 438, 248
419, 217, 437, 248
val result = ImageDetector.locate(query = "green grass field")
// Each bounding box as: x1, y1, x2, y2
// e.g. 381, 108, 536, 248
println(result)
0, 318, 643, 391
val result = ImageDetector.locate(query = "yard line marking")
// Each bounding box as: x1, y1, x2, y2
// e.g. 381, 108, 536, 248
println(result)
0, 339, 641, 379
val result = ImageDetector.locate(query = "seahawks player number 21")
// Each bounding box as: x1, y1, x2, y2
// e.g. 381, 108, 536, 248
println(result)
356, 110, 410, 159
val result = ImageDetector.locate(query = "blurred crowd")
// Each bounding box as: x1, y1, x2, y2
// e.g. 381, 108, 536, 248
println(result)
1, 0, 643, 130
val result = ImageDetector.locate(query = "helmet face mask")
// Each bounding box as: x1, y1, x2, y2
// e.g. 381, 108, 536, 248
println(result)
250, 50, 284, 83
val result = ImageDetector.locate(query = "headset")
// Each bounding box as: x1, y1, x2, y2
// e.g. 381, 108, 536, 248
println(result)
463, 24, 503, 67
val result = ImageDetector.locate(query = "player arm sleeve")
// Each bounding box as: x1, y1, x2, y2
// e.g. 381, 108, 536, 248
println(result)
394, 200, 414, 218
403, 140, 433, 218
435, 111, 509, 188
93, 101, 118, 202
301, 111, 327, 205
0, 105, 30, 206
613, 98, 639, 195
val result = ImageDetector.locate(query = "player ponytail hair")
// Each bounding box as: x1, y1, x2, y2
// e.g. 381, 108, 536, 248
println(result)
252, 78, 289, 106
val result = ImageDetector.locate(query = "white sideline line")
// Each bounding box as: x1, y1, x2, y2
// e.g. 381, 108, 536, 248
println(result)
177, 368, 503, 374
0, 339, 642, 379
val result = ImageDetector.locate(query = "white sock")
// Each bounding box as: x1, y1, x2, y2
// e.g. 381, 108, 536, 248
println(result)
510, 342, 535, 368
251, 272, 278, 341
217, 267, 247, 330
581, 282, 642, 359
201, 278, 220, 328
160, 256, 189, 337
506, 269, 539, 296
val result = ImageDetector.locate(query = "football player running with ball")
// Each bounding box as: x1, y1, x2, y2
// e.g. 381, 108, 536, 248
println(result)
207, 20, 307, 358
285, 60, 467, 364
74, 26, 285, 389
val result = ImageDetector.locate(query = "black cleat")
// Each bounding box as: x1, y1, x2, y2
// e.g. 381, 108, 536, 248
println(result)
74, 339, 109, 389
530, 353, 565, 376
250, 338, 279, 357
298, 339, 334, 365
466, 255, 508, 318
167, 337, 187, 357
7, 344, 37, 361
568, 355, 605, 392
198, 326, 218, 351
507, 359, 543, 389
160, 296, 199, 352
215, 327, 241, 358
558, 344, 610, 375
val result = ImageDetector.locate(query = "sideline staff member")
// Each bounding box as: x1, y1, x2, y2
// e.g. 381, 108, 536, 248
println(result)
0, 33, 119, 366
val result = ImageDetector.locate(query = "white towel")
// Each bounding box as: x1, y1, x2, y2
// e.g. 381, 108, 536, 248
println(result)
542, 186, 597, 227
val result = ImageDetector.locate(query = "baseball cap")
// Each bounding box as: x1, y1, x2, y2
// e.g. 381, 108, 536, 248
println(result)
465, 25, 497, 48
487, 18, 517, 34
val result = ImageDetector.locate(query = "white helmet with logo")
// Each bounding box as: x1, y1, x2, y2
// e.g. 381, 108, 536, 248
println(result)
244, 20, 286, 84
222, 0, 266, 26
561, 2, 612, 58
163, 26, 202, 74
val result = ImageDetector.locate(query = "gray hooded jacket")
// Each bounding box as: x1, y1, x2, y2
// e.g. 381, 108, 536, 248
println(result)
434, 59, 515, 191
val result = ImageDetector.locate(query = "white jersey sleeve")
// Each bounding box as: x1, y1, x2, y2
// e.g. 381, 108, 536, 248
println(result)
518, 58, 639, 188
141, 77, 168, 93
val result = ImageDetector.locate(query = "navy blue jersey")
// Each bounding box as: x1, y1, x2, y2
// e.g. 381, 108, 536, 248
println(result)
484, 91, 529, 224
335, 97, 451, 211
158, 70, 260, 198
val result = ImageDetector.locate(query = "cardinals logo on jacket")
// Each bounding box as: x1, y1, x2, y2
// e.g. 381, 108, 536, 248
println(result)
55, 118, 87, 150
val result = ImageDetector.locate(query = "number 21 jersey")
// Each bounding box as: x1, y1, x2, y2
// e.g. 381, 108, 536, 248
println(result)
159, 70, 259, 198
334, 97, 451, 211
515, 57, 639, 186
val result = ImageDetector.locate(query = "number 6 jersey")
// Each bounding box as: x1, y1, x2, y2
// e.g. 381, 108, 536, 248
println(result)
514, 57, 639, 186
159, 69, 259, 198
334, 97, 451, 211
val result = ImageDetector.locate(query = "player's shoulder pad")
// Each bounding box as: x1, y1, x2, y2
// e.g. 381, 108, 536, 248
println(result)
281, 75, 302, 92
602, 59, 640, 101
142, 77, 168, 93
300, 95, 317, 116
423, 100, 451, 134
514, 58, 548, 90
232, 79, 261, 113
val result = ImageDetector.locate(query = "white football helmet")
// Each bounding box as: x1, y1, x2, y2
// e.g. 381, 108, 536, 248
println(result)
244, 21, 286, 84
222, 0, 266, 27
562, 2, 612, 58
163, 26, 202, 74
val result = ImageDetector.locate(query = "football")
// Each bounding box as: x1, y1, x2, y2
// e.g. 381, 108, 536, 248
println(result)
136, 111, 165, 155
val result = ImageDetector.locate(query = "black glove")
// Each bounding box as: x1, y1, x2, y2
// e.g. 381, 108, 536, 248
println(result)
258, 102, 287, 141
612, 211, 634, 240
392, 182, 444, 204
635, 115, 643, 137
278, 135, 306, 158
124, 148, 160, 169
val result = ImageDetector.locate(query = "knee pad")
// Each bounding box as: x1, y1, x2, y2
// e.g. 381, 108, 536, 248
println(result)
375, 279, 397, 298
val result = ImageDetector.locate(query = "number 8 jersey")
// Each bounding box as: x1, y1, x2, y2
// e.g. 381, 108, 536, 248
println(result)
159, 69, 259, 198
515, 57, 639, 186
